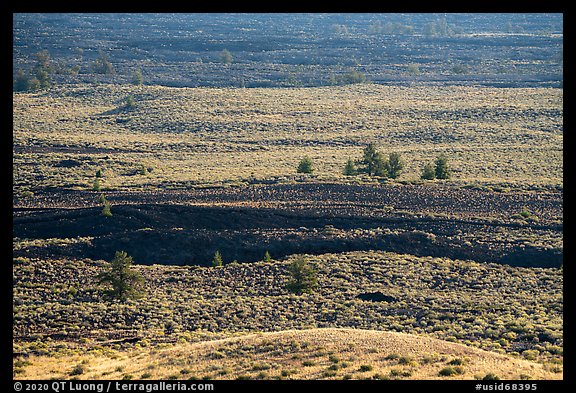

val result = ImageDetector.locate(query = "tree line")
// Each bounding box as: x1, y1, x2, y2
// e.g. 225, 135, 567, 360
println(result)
298, 143, 451, 180
98, 249, 317, 302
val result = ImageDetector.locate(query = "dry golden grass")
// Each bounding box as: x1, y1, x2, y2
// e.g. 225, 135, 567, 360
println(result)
18, 328, 561, 380
13, 83, 562, 191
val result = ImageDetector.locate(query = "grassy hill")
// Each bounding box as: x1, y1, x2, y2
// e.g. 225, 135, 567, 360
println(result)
17, 327, 561, 380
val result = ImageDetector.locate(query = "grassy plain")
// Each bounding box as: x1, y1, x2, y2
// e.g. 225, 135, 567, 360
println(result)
13, 83, 563, 194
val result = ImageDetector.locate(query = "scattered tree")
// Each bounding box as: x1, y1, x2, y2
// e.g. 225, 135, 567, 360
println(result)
102, 201, 112, 217
124, 95, 135, 109
297, 156, 314, 174
343, 158, 357, 176
368, 21, 414, 35
383, 152, 404, 179
407, 63, 420, 75
421, 162, 436, 180
97, 251, 144, 301
331, 24, 349, 35
131, 69, 144, 85
435, 153, 451, 179
138, 163, 148, 175
329, 69, 366, 85
93, 178, 102, 191
13, 70, 31, 92
14, 50, 52, 92
263, 251, 272, 262
100, 195, 112, 217
92, 49, 114, 74
286, 257, 318, 295
423, 17, 462, 37
212, 250, 223, 267
451, 64, 469, 74
360, 143, 384, 176
220, 49, 233, 64
34, 68, 51, 89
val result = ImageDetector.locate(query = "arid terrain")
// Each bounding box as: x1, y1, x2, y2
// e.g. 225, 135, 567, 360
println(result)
18, 328, 562, 380
13, 13, 562, 382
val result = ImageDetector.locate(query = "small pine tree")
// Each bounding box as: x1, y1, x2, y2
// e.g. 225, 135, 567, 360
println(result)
27, 77, 41, 91
35, 67, 50, 89
360, 143, 384, 176
96, 169, 103, 178
93, 178, 102, 191
102, 201, 112, 217
297, 156, 314, 174
383, 152, 404, 179
343, 158, 357, 176
132, 69, 144, 85
97, 251, 143, 301
100, 195, 112, 217
435, 153, 451, 179
421, 162, 436, 180
220, 49, 233, 64
92, 49, 114, 74
286, 257, 318, 295
138, 164, 148, 175
14, 70, 30, 92
263, 251, 272, 262
212, 250, 223, 267
125, 95, 135, 109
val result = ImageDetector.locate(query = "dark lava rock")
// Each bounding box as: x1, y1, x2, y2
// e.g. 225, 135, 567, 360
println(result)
356, 292, 397, 302
55, 159, 83, 168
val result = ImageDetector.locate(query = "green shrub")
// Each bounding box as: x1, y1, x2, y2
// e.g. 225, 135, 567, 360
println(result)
92, 50, 114, 74
138, 164, 148, 175
447, 358, 468, 366
359, 364, 373, 372
389, 368, 412, 378
521, 349, 540, 361
297, 156, 314, 174
439, 366, 464, 377
398, 355, 414, 365
70, 364, 85, 376
359, 143, 384, 176
483, 373, 500, 380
